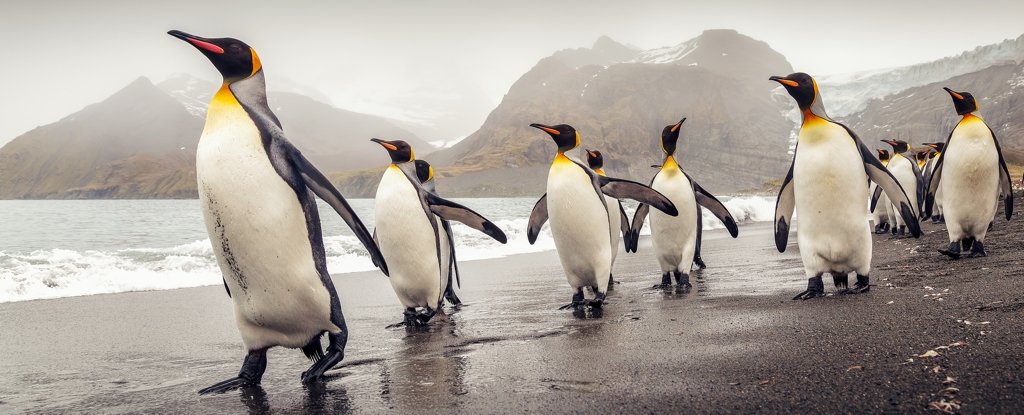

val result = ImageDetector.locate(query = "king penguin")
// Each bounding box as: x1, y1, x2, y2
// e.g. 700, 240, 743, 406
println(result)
584, 149, 631, 289
168, 30, 388, 394
870, 149, 893, 234
413, 159, 463, 306
878, 139, 924, 237
372, 139, 506, 326
770, 72, 920, 300
924, 142, 946, 223
925, 87, 1013, 258
628, 118, 739, 290
526, 123, 678, 311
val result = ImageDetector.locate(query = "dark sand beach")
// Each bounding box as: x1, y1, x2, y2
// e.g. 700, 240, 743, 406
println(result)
1, 204, 1022, 414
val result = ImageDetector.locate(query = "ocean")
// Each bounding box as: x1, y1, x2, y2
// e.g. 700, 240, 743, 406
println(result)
0, 196, 776, 303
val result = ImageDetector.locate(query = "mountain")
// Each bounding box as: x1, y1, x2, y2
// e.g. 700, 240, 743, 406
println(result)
820, 34, 1024, 117
841, 61, 1024, 149
0, 75, 428, 199
412, 30, 796, 196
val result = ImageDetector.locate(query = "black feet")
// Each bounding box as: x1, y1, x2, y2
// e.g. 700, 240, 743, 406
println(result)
693, 256, 707, 269
832, 273, 849, 290
444, 286, 462, 307
199, 349, 267, 395
591, 292, 607, 309
387, 307, 435, 328
793, 275, 825, 300
559, 289, 586, 310
968, 240, 987, 258
654, 272, 673, 288
300, 331, 346, 383
939, 241, 961, 259
674, 271, 691, 289
850, 274, 870, 294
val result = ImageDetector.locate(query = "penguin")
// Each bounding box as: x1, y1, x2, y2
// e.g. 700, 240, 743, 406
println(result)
770, 72, 920, 300
584, 149, 631, 289
924, 142, 946, 223
628, 118, 739, 289
628, 164, 708, 269
878, 139, 924, 236
412, 159, 463, 306
925, 87, 1013, 258
168, 30, 388, 394
371, 139, 507, 326
870, 149, 892, 234
526, 123, 678, 311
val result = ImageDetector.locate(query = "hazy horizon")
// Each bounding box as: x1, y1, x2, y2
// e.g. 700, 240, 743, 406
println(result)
2, 0, 1023, 145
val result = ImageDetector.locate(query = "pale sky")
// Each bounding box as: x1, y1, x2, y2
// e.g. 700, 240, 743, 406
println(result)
2, 0, 1022, 144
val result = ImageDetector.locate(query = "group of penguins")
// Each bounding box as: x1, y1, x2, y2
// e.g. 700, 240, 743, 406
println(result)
167, 31, 1015, 394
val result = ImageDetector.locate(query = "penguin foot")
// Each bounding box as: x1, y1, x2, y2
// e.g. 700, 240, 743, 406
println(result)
590, 292, 607, 309
832, 273, 849, 290
653, 272, 673, 289
694, 257, 707, 270
559, 290, 586, 311
849, 274, 870, 294
792, 276, 825, 300
968, 241, 987, 258
444, 289, 462, 307
300, 332, 346, 383
674, 271, 692, 291
938, 242, 962, 259
199, 349, 267, 395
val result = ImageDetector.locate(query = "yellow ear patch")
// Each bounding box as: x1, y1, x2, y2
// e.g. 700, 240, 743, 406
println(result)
250, 48, 262, 76
574, 131, 580, 149
427, 166, 435, 181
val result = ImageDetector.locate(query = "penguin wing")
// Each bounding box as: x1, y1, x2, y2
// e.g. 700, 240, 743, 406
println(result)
925, 154, 944, 217
990, 126, 1014, 219
909, 157, 925, 212
684, 173, 739, 238
597, 176, 678, 216
618, 202, 630, 242
287, 145, 391, 275
627, 203, 650, 253
844, 126, 921, 238
869, 185, 884, 213
441, 219, 461, 288
774, 155, 796, 252
425, 193, 508, 243
527, 194, 548, 245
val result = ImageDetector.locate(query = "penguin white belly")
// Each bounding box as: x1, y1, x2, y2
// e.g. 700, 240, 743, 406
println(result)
887, 157, 919, 228
547, 156, 611, 292
197, 92, 333, 351
940, 117, 999, 241
604, 195, 621, 267
793, 122, 872, 276
375, 167, 443, 309
650, 167, 697, 273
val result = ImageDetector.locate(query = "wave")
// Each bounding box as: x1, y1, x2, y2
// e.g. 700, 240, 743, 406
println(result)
0, 196, 775, 303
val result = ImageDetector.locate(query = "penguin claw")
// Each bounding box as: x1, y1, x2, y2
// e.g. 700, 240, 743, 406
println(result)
301, 351, 344, 384
792, 290, 825, 300
198, 377, 255, 395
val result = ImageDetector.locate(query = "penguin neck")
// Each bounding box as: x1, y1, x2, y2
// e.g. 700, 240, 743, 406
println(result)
961, 112, 982, 123
662, 155, 679, 172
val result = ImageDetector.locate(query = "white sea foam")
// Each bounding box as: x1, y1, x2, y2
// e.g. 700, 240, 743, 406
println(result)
0, 196, 776, 303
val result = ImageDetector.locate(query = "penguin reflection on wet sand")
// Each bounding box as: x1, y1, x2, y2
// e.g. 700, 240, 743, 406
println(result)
584, 149, 631, 289
925, 87, 1013, 259
629, 118, 738, 290
371, 139, 507, 327
526, 123, 678, 312
770, 72, 920, 300
870, 149, 893, 234
168, 31, 388, 394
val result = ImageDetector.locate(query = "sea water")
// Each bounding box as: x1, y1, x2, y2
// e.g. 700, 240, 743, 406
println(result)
0, 196, 775, 302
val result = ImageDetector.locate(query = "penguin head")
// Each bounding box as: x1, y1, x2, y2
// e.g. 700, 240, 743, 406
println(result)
876, 149, 890, 162
881, 139, 910, 154
660, 118, 686, 156
585, 149, 604, 170
943, 87, 979, 115
168, 30, 262, 83
925, 142, 945, 154
371, 138, 414, 163
530, 123, 579, 152
770, 73, 824, 115
413, 159, 434, 184
915, 150, 929, 166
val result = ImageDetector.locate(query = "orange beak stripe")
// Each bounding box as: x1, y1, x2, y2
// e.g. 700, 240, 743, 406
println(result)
540, 127, 560, 136
948, 90, 964, 100
671, 121, 682, 133
778, 79, 799, 87
186, 38, 224, 54
378, 142, 397, 151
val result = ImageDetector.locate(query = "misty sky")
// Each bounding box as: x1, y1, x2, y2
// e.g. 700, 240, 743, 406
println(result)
2, 0, 1022, 144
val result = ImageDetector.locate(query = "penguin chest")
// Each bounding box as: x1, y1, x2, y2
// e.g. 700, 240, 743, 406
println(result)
650, 167, 698, 268
196, 93, 332, 348
546, 157, 611, 287
942, 117, 999, 222
888, 156, 919, 211
375, 167, 442, 308
792, 122, 870, 260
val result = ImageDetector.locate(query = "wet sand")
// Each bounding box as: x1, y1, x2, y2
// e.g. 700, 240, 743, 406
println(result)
1, 205, 1023, 414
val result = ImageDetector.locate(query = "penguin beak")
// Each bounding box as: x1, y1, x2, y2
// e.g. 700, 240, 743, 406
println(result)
881, 140, 897, 146
370, 138, 398, 151
943, 87, 964, 101
671, 118, 686, 133
529, 123, 561, 137
586, 149, 597, 158
769, 76, 799, 87
168, 30, 224, 54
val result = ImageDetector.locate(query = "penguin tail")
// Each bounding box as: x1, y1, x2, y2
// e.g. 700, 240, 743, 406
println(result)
302, 334, 326, 362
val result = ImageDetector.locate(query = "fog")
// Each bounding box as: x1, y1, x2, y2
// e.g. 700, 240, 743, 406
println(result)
1, 0, 1022, 144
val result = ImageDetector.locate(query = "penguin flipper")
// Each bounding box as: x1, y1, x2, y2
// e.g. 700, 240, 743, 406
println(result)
910, 157, 925, 213
774, 155, 796, 252
289, 146, 390, 275
425, 193, 508, 243
990, 126, 1014, 219
855, 139, 921, 238
925, 156, 944, 218
527, 194, 548, 245
598, 176, 678, 216
441, 219, 461, 288
628, 204, 650, 253
618, 202, 630, 242
685, 174, 738, 238
869, 185, 883, 213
